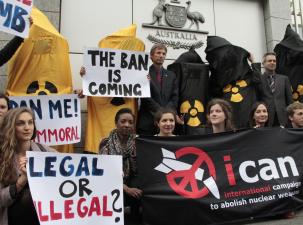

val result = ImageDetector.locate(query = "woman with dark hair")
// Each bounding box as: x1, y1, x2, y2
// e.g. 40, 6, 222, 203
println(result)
99, 108, 142, 220
0, 107, 55, 225
154, 108, 177, 136
249, 102, 269, 128
206, 98, 234, 133
0, 94, 10, 123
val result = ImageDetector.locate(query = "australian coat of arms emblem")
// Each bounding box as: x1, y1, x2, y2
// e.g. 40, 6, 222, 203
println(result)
142, 0, 208, 49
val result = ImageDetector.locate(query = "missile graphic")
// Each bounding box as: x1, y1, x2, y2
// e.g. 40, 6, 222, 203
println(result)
155, 148, 220, 199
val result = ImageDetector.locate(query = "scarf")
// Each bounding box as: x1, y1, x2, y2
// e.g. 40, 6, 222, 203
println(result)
100, 129, 136, 182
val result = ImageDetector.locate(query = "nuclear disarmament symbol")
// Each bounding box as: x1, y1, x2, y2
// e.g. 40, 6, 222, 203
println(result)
155, 147, 220, 199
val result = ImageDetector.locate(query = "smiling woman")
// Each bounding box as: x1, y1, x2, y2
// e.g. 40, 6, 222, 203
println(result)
0, 107, 56, 225
249, 102, 269, 128
154, 107, 177, 137
206, 98, 234, 134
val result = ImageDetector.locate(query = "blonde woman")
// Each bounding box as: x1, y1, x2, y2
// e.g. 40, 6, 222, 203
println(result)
0, 107, 55, 225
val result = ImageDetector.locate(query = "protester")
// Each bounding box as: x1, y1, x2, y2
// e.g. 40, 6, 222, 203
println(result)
99, 108, 142, 220
275, 25, 303, 103
137, 43, 180, 135
205, 36, 263, 129
206, 98, 234, 133
154, 108, 177, 136
167, 48, 207, 135
278, 100, 300, 220
249, 102, 269, 128
260, 52, 293, 127
287, 102, 303, 128
0, 94, 9, 125
0, 107, 55, 225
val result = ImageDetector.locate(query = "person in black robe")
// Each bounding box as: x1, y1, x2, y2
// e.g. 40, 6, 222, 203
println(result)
205, 36, 262, 129
167, 48, 209, 135
274, 24, 303, 103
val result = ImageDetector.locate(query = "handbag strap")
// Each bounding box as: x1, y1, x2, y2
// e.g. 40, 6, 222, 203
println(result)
35, 142, 47, 152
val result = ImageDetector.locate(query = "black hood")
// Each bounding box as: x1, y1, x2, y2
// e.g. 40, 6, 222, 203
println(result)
205, 35, 251, 90
205, 36, 232, 52
174, 48, 204, 64
274, 24, 303, 102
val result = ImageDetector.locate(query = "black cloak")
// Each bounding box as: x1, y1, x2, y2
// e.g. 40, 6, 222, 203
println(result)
205, 36, 262, 128
274, 24, 303, 102
167, 49, 209, 135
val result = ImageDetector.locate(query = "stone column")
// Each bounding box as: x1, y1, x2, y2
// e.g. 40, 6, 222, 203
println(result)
263, 0, 291, 52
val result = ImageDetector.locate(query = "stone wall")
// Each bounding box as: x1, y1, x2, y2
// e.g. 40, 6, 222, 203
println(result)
263, 0, 292, 51
0, 0, 293, 153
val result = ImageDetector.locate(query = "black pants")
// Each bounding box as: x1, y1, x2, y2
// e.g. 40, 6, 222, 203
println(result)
124, 176, 142, 220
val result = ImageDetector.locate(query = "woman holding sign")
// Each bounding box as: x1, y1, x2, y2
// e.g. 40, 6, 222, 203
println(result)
0, 107, 55, 225
99, 108, 142, 221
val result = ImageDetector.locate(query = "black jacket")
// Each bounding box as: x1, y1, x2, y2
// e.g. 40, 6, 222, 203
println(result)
260, 73, 293, 126
137, 65, 179, 135
0, 36, 23, 67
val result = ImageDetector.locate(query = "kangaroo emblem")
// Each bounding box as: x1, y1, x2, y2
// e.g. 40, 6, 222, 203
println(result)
149, 0, 166, 26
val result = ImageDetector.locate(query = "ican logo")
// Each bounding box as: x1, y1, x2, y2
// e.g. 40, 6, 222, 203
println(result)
142, 0, 208, 49
155, 147, 300, 200
155, 147, 220, 199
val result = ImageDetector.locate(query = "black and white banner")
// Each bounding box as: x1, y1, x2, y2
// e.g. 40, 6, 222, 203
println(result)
136, 128, 303, 225
82, 48, 150, 98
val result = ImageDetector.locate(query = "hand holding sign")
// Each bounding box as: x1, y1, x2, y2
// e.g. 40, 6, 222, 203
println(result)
80, 66, 86, 77
16, 156, 28, 192
18, 156, 28, 174
29, 15, 33, 26
124, 185, 142, 199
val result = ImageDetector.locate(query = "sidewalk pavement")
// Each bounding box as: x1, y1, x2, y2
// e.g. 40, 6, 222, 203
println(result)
126, 209, 303, 225
244, 210, 303, 225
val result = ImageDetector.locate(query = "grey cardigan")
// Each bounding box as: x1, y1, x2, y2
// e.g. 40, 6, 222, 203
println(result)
0, 142, 55, 225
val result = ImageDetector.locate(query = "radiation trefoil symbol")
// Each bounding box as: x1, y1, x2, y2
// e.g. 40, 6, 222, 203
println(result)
27, 81, 58, 95
155, 147, 220, 199
180, 100, 204, 127
292, 85, 303, 102
223, 80, 247, 103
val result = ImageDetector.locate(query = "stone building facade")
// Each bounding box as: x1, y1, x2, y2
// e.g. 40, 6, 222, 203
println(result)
0, 0, 292, 151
